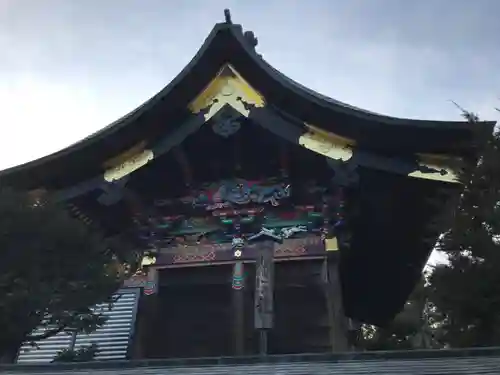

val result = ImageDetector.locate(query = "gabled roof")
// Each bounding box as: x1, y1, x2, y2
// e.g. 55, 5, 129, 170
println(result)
0, 10, 494, 189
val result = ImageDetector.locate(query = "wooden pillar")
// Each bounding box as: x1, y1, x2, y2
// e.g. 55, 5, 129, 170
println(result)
131, 295, 148, 359
254, 241, 275, 356
231, 262, 245, 356
131, 268, 159, 359
322, 255, 349, 352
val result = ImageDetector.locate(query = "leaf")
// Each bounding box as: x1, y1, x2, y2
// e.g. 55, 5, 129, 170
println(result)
0, 188, 141, 359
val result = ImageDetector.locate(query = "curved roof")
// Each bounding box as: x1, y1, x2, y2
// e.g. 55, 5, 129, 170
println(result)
0, 12, 494, 189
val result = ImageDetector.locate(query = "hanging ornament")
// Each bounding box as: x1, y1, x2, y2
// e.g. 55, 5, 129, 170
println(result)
212, 117, 241, 138
143, 281, 157, 296
212, 109, 242, 138
232, 236, 245, 258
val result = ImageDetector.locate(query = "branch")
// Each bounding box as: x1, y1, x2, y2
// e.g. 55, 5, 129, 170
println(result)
25, 308, 106, 342
26, 324, 68, 342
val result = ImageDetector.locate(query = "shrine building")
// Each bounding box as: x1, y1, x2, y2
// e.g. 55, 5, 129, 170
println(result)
1, 10, 494, 363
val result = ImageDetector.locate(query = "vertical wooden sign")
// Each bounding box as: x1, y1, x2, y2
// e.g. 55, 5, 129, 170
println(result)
254, 241, 274, 330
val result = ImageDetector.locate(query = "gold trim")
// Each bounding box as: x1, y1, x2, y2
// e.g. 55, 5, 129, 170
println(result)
299, 124, 354, 162
409, 154, 460, 183
300, 124, 461, 183
141, 255, 157, 267
407, 169, 458, 183
325, 237, 339, 252
103, 149, 154, 182
304, 124, 355, 148
102, 141, 147, 169
188, 64, 265, 120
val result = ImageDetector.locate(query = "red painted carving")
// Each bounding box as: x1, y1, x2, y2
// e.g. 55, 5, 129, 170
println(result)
274, 246, 307, 257
172, 251, 217, 264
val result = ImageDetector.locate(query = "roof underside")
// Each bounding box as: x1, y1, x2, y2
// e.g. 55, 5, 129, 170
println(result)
61, 114, 453, 325
0, 17, 494, 189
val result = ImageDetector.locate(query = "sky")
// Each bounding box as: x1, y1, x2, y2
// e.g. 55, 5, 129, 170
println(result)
1, 0, 499, 171
1, 0, 499, 264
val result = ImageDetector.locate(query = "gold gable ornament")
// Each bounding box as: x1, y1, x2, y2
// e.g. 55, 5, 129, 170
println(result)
189, 64, 265, 120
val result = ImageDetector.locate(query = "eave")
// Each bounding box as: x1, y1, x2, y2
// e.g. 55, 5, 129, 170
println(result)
0, 17, 493, 190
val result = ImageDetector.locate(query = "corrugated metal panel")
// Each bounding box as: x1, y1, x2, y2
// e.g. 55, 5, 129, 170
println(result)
16, 288, 140, 364
4, 356, 500, 375
74, 289, 140, 361
16, 331, 73, 364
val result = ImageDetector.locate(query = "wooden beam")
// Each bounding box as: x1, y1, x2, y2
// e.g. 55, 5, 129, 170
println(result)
279, 141, 289, 177
322, 255, 349, 352
172, 146, 193, 187
66, 202, 93, 225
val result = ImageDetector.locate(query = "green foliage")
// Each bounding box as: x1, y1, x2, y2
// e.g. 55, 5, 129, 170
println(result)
52, 343, 99, 363
350, 109, 498, 351
359, 278, 442, 350
0, 188, 139, 361
427, 110, 500, 347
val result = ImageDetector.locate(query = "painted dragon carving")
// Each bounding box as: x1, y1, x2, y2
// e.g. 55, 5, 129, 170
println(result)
192, 179, 291, 208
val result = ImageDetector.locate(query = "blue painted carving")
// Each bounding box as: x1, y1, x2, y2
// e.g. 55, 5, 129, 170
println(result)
212, 107, 242, 138
248, 227, 283, 242
189, 179, 291, 209
215, 180, 252, 205
140, 180, 342, 249
247, 225, 309, 243
280, 225, 308, 238
252, 183, 291, 206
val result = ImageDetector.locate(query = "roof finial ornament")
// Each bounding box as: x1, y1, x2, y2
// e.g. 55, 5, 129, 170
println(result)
243, 30, 258, 49
224, 9, 232, 24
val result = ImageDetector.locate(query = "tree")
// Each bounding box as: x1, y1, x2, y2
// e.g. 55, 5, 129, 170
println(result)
52, 343, 99, 363
359, 277, 442, 350
0, 188, 140, 362
427, 109, 500, 347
